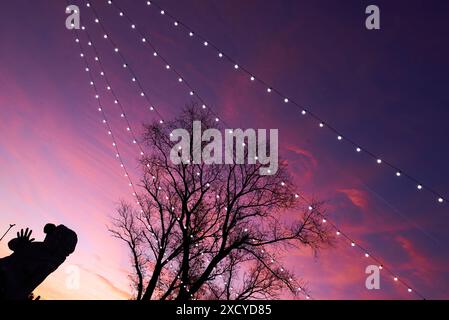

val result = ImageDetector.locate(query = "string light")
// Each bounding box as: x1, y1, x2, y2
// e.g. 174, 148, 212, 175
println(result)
79, 14, 164, 125
83, 1, 427, 299
139, 0, 447, 205
71, 28, 142, 210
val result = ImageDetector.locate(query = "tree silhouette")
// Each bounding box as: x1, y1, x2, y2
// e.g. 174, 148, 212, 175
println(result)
109, 104, 333, 300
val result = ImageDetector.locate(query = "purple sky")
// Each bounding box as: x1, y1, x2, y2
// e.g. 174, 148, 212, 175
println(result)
0, 0, 449, 299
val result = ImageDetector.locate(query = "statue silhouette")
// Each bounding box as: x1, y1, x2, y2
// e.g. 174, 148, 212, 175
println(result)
0, 224, 77, 300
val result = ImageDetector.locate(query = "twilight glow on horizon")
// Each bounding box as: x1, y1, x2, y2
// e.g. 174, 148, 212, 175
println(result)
1, 0, 449, 299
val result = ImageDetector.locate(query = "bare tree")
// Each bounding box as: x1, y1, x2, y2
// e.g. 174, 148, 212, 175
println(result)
109, 104, 333, 300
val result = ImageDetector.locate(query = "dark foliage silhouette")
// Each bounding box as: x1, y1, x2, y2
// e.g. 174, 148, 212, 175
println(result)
110, 104, 334, 300
0, 224, 77, 300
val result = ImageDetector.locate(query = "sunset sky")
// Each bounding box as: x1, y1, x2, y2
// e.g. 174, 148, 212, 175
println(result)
1, 0, 449, 299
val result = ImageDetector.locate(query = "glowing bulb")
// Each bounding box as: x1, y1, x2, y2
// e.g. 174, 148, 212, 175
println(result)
165, 65, 170, 69
142, 38, 146, 42
189, 32, 194, 37
218, 53, 223, 58
336, 231, 341, 236
204, 41, 208, 46
284, 98, 289, 103
322, 218, 327, 223
234, 64, 239, 69
103, 34, 108, 39
202, 104, 206, 109
417, 184, 422, 190
132, 78, 136, 82
119, 12, 123, 16
114, 48, 119, 52
215, 118, 219, 122
174, 21, 179, 26
351, 242, 355, 247
379, 265, 383, 270
189, 91, 194, 96
295, 194, 299, 198
377, 159, 382, 164
301, 110, 306, 115
160, 10, 165, 15
153, 52, 158, 57
408, 288, 412, 293
308, 206, 313, 211
131, 24, 135, 29
356, 147, 361, 152
365, 253, 369, 258
95, 18, 99, 23
267, 87, 272, 93
396, 171, 401, 177
319, 123, 324, 128
394, 277, 398, 281
337, 135, 342, 140
250, 76, 255, 81
178, 77, 183, 82
438, 197, 444, 203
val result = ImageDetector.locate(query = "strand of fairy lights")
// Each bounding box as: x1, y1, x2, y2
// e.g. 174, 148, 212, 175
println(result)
73, 28, 209, 297
80, 4, 312, 299
101, 0, 426, 298
81, 28, 146, 157
77, 7, 310, 299
131, 0, 446, 206
80, 26, 314, 299
88, 1, 224, 124
84, 1, 312, 299
86, 0, 426, 299
294, 192, 425, 299
82, 13, 165, 124
72, 29, 142, 208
